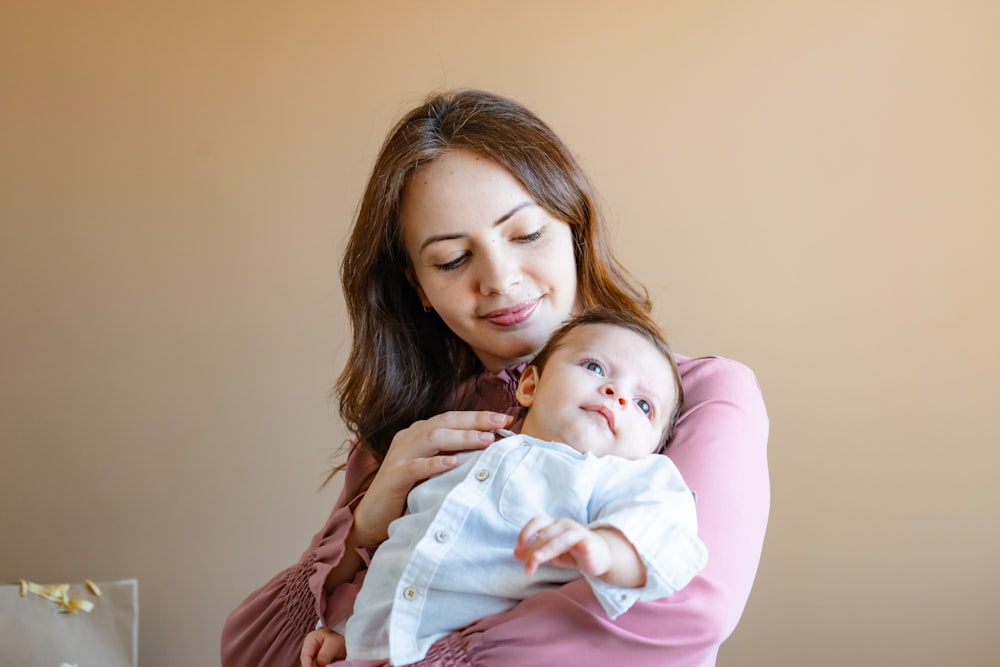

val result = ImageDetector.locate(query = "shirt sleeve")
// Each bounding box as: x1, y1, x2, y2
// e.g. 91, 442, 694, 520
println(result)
399, 355, 771, 667
220, 442, 379, 667
583, 455, 708, 619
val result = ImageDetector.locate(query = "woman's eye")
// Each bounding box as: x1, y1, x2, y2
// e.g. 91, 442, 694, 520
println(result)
583, 361, 605, 376
436, 254, 468, 271
634, 398, 652, 417
514, 229, 543, 243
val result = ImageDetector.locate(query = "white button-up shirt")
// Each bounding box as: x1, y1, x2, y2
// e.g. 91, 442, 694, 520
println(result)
344, 433, 707, 665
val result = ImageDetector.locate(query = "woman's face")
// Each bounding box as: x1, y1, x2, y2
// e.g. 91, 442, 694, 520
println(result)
400, 149, 580, 372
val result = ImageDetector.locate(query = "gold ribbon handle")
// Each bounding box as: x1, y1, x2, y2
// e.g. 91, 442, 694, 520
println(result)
18, 578, 102, 614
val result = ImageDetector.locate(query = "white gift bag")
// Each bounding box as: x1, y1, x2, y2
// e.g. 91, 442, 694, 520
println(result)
0, 578, 138, 667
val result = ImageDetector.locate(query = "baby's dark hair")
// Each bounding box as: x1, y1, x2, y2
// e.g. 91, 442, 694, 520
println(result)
528, 307, 684, 451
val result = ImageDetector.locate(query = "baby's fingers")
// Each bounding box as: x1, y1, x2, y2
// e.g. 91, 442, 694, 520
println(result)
300, 631, 323, 667
516, 518, 582, 574
316, 631, 346, 665
515, 516, 554, 554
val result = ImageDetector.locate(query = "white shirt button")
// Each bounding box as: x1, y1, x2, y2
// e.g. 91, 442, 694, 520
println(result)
435, 530, 450, 543
475, 469, 490, 481
403, 586, 417, 601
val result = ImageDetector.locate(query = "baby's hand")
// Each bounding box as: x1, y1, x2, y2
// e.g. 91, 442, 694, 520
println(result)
300, 627, 346, 667
514, 516, 612, 577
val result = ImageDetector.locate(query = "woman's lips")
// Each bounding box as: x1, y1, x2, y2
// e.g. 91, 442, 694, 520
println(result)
481, 299, 539, 326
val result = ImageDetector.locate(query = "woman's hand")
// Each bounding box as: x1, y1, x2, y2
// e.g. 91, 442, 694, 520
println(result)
351, 410, 513, 546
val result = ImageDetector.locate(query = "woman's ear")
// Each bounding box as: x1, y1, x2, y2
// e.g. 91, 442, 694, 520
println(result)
404, 266, 431, 310
515, 366, 539, 408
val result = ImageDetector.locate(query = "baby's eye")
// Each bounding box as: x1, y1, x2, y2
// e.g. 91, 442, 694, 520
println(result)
582, 361, 605, 376
633, 398, 652, 417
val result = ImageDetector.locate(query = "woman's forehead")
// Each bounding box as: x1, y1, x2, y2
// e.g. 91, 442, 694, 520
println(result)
400, 151, 536, 235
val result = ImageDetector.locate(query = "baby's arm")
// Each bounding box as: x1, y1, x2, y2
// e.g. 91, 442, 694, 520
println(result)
299, 627, 346, 667
514, 516, 646, 589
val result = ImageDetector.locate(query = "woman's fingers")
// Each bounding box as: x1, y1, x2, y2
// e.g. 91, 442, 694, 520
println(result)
385, 412, 506, 473
399, 453, 460, 484
382, 411, 512, 483
393, 410, 512, 457
353, 410, 513, 544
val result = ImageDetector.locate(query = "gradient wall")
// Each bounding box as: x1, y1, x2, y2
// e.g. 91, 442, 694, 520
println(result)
3, 2, 998, 665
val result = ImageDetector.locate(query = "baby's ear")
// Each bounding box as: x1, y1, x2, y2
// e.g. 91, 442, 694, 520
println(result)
515, 366, 539, 408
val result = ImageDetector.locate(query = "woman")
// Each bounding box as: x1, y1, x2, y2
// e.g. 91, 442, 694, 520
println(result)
221, 89, 769, 667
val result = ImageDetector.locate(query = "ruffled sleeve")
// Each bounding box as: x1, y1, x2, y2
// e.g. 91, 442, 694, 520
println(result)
221, 364, 527, 667
221, 442, 379, 667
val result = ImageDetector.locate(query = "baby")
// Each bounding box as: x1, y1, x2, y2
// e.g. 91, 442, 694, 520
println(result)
301, 307, 707, 666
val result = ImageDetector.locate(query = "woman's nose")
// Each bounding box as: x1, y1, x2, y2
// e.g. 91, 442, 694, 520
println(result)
478, 249, 521, 295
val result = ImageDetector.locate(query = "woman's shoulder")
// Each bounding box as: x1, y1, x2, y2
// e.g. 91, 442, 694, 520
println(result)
675, 354, 764, 402
671, 354, 768, 446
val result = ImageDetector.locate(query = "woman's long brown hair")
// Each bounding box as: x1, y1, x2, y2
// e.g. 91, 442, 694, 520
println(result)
332, 90, 652, 481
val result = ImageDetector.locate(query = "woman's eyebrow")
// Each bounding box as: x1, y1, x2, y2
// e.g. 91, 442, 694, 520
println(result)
492, 201, 534, 227
418, 202, 535, 252
419, 232, 464, 252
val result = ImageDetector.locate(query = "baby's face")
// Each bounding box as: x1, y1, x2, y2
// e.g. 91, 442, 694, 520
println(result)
516, 323, 678, 460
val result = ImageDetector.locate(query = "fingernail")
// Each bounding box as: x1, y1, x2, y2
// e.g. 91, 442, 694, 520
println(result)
479, 432, 496, 444
441, 455, 457, 467
490, 413, 510, 425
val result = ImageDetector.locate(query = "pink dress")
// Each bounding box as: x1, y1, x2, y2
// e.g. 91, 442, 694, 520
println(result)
221, 355, 770, 667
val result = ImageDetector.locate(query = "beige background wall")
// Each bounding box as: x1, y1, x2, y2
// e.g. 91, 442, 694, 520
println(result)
2, 2, 998, 665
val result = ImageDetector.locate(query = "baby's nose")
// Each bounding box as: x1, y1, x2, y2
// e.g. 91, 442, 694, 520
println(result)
603, 386, 627, 407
